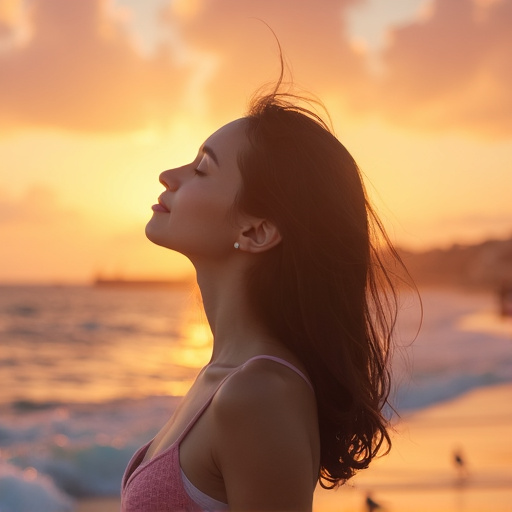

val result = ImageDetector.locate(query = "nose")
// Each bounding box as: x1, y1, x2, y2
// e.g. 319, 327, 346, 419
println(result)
159, 167, 182, 192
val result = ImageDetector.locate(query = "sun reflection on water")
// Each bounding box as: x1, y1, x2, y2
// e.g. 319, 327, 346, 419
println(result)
176, 321, 213, 368
159, 320, 213, 397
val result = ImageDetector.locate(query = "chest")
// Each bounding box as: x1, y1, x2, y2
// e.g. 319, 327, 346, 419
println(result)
142, 383, 215, 463
139, 372, 228, 502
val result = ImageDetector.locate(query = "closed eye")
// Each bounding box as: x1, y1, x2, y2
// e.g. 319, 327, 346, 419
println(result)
202, 145, 219, 166
194, 153, 208, 176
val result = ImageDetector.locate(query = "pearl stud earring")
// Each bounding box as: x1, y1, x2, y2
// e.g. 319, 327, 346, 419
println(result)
234, 242, 240, 249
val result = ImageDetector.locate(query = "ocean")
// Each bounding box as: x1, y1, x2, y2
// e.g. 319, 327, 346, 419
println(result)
0, 284, 511, 511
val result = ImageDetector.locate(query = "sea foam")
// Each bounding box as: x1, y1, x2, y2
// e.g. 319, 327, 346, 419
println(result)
0, 460, 73, 512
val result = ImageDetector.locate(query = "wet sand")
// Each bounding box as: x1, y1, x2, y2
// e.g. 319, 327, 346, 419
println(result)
314, 383, 512, 512
77, 383, 512, 512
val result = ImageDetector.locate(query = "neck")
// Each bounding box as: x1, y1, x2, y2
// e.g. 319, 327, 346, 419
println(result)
193, 260, 280, 366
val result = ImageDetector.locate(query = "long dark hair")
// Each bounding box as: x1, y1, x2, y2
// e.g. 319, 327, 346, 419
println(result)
234, 84, 406, 487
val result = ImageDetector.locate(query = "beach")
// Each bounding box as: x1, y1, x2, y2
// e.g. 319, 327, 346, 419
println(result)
74, 383, 512, 512
314, 383, 512, 512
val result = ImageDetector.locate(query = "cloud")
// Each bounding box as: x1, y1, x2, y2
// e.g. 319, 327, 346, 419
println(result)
167, 0, 367, 120
1, 0, 369, 132
1, 0, 511, 137
165, 0, 512, 137
0, 0, 189, 133
0, 186, 80, 224
371, 0, 512, 136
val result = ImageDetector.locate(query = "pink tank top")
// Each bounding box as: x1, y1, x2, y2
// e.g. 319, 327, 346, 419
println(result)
120, 355, 313, 511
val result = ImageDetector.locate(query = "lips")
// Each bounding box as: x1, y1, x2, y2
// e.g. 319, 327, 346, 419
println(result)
152, 197, 170, 213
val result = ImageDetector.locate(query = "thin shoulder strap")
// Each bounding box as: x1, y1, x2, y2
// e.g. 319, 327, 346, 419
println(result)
175, 369, 236, 445
176, 355, 314, 444
243, 355, 314, 392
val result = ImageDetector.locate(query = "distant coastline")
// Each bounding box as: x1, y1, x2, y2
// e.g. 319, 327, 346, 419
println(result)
399, 235, 512, 290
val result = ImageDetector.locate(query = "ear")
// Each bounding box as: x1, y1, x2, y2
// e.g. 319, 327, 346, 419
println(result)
238, 218, 282, 253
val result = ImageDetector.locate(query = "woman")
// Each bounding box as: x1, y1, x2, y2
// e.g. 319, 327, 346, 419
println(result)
121, 84, 403, 511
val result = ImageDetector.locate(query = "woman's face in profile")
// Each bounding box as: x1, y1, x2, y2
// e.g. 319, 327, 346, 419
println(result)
145, 118, 249, 260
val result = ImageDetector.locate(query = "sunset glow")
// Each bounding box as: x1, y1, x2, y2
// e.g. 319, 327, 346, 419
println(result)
1, 0, 511, 283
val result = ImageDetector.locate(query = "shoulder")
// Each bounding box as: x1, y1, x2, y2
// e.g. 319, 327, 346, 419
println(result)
209, 359, 319, 509
213, 358, 315, 421
208, 358, 318, 465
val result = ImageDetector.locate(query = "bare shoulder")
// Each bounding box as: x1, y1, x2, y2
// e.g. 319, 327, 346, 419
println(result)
213, 357, 316, 415
210, 358, 319, 511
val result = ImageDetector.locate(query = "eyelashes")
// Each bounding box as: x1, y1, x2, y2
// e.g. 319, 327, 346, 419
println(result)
194, 154, 208, 176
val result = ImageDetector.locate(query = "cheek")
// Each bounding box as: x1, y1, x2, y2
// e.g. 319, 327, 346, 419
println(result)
171, 191, 237, 245
175, 191, 229, 222
181, 182, 239, 221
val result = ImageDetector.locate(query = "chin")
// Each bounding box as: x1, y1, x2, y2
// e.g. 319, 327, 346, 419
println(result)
145, 223, 183, 254
145, 221, 166, 247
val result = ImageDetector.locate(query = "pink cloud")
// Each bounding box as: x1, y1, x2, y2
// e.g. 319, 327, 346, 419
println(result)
373, 0, 512, 136
168, 0, 512, 137
170, 0, 368, 120
1, 0, 511, 137
0, 0, 189, 132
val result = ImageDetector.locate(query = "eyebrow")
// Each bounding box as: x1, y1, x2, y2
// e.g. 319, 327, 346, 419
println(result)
202, 145, 219, 166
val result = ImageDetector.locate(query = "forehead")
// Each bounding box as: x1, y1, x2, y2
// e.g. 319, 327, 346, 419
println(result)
203, 118, 249, 162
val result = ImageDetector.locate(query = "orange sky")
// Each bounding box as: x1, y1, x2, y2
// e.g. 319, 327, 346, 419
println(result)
1, 0, 511, 283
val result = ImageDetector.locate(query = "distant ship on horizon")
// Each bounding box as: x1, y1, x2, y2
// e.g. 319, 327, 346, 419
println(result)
93, 274, 193, 289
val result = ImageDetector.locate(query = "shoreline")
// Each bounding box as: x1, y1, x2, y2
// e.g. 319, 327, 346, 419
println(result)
77, 382, 512, 512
